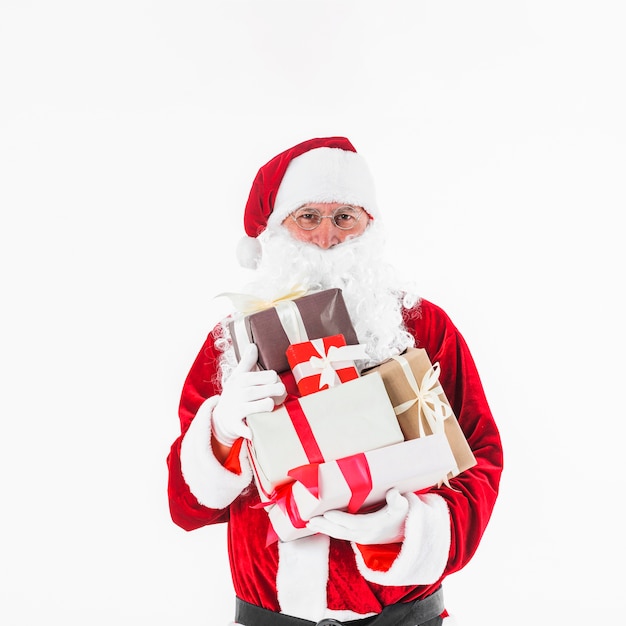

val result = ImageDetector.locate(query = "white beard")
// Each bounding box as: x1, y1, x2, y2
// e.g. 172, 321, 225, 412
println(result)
217, 222, 420, 382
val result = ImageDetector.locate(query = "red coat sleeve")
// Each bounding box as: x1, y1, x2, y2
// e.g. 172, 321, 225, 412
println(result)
358, 298, 503, 575
407, 299, 503, 575
166, 327, 230, 531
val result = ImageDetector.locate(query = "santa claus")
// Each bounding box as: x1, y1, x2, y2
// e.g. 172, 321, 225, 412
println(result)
167, 137, 503, 626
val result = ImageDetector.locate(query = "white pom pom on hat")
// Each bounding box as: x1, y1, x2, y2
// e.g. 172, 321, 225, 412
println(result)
236, 235, 262, 270
236, 136, 378, 269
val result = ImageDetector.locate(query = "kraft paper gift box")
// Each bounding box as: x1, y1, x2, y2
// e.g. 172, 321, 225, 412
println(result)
264, 434, 458, 542
285, 334, 368, 396
226, 288, 359, 374
246, 372, 404, 499
362, 347, 476, 478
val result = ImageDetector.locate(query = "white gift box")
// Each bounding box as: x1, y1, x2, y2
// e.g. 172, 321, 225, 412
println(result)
246, 373, 404, 498
264, 434, 457, 542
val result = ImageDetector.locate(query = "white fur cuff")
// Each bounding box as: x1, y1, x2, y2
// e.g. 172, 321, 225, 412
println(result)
353, 493, 451, 586
179, 397, 252, 509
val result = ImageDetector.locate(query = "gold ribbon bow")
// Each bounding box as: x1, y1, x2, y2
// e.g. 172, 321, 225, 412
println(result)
390, 355, 453, 437
390, 354, 459, 489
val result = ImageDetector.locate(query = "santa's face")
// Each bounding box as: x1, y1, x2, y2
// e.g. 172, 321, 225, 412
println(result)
238, 213, 417, 368
281, 203, 371, 249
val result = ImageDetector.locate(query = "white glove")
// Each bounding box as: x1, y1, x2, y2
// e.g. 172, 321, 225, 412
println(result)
212, 344, 287, 447
306, 488, 410, 544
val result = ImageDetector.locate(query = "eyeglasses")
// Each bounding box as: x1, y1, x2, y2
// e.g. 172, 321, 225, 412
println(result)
289, 206, 364, 231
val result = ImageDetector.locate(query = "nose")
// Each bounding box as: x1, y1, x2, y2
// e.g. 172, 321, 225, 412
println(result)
310, 217, 341, 249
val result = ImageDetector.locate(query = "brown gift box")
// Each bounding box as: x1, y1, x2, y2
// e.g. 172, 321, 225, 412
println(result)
363, 347, 476, 478
227, 288, 359, 374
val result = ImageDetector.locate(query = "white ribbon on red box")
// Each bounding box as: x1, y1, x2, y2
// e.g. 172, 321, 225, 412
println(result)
291, 338, 369, 389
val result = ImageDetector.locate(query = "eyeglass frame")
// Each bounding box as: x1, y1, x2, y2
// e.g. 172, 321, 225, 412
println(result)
288, 205, 365, 231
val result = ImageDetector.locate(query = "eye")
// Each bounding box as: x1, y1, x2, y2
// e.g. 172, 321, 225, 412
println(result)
335, 213, 355, 224
333, 207, 361, 228
292, 208, 322, 230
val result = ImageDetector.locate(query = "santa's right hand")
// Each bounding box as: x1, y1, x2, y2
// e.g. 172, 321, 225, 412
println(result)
211, 344, 286, 447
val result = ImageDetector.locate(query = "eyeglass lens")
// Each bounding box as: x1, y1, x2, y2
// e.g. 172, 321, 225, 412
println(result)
292, 206, 362, 230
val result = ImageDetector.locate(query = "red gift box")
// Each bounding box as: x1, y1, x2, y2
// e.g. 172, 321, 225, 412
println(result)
285, 335, 368, 396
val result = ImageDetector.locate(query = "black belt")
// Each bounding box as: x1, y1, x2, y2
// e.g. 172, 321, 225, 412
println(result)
234, 587, 444, 626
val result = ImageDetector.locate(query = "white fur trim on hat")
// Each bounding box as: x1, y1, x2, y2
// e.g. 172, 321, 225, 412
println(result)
268, 147, 378, 228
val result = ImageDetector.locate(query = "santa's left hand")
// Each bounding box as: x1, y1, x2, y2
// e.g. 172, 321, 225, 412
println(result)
306, 488, 409, 544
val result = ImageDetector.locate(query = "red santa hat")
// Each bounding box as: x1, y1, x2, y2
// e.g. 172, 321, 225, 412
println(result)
236, 136, 379, 269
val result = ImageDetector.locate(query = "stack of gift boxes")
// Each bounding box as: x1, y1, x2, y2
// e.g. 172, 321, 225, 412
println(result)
226, 288, 476, 541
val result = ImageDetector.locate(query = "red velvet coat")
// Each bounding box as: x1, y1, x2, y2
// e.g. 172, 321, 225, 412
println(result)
167, 298, 503, 616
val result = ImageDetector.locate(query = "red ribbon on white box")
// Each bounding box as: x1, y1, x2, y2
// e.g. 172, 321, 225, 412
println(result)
251, 396, 375, 529
291, 339, 369, 389
289, 452, 373, 514
258, 451, 375, 530
283, 396, 325, 465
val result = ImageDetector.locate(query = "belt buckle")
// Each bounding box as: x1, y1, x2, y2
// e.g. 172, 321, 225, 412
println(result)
315, 620, 343, 626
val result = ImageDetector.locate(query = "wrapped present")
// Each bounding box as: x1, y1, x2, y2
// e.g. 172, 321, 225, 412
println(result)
246, 373, 404, 498
263, 434, 458, 542
362, 347, 476, 478
225, 287, 359, 373
285, 334, 368, 396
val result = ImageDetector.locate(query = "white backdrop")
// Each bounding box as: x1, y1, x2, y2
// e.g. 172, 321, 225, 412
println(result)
1, 2, 624, 625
